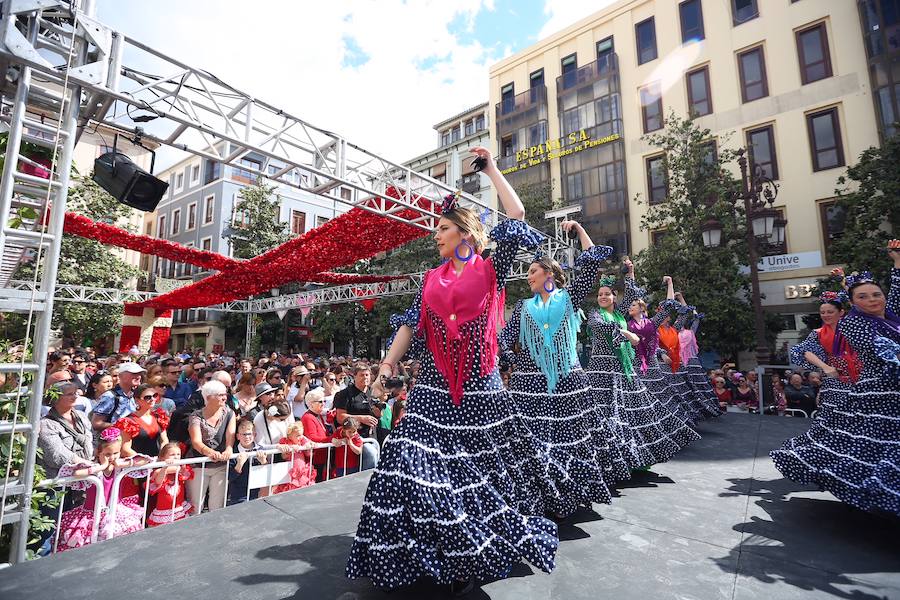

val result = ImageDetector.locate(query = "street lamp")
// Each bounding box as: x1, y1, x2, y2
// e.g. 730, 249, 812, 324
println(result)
700, 148, 781, 366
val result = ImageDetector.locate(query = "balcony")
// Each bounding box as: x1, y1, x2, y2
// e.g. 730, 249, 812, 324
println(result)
556, 54, 618, 94
495, 85, 547, 120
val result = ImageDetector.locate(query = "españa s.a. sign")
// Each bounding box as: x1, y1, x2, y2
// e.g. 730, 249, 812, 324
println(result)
500, 130, 621, 175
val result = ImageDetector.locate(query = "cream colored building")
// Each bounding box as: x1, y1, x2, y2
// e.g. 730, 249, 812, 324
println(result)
489, 0, 887, 354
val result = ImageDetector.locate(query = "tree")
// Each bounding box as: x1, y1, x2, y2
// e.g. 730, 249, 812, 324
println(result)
633, 113, 782, 362
12, 176, 140, 347
828, 130, 899, 286
223, 179, 293, 351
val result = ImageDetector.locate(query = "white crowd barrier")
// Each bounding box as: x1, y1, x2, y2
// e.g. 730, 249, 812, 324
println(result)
36, 438, 379, 555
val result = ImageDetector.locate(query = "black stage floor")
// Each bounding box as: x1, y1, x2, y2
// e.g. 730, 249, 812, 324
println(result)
2, 413, 899, 600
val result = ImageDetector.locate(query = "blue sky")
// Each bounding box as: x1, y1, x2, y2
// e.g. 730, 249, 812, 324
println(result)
94, 0, 612, 162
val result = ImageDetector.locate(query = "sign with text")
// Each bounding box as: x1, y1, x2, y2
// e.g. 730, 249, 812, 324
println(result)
757, 251, 823, 273
500, 129, 621, 176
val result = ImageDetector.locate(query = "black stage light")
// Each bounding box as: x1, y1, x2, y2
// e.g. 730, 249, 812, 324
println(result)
92, 151, 168, 212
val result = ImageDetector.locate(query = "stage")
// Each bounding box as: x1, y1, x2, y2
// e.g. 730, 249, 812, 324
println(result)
1, 413, 898, 600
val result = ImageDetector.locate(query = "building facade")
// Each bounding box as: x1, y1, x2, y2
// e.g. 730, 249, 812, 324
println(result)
146, 145, 346, 352
489, 0, 888, 357
404, 103, 495, 210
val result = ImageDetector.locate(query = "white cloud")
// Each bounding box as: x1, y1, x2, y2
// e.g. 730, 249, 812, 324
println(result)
538, 0, 619, 39
96, 0, 499, 167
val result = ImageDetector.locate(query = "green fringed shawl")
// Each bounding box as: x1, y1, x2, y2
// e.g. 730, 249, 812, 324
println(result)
597, 307, 635, 381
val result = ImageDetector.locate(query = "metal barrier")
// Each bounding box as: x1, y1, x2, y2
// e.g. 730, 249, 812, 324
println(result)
35, 438, 379, 555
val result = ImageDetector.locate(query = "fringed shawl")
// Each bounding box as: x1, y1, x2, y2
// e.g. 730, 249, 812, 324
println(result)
520, 290, 582, 393
658, 324, 682, 373
628, 317, 658, 374
419, 254, 505, 406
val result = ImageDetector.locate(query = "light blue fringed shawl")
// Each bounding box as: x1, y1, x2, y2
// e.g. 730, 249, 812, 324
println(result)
519, 290, 583, 392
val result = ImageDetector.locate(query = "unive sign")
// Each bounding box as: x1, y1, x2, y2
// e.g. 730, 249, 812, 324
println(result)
500, 130, 621, 175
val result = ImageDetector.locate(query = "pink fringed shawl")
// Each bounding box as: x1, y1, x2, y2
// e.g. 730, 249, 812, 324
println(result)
419, 255, 505, 405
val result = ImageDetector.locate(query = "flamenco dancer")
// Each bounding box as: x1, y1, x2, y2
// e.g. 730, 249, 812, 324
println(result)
772, 243, 900, 516
585, 261, 699, 471
623, 273, 696, 425
664, 295, 723, 420
498, 220, 630, 518
346, 147, 558, 594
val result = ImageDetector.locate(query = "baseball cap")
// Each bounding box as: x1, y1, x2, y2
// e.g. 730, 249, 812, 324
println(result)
118, 362, 147, 374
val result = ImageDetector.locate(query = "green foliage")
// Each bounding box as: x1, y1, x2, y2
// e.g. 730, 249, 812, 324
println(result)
829, 131, 900, 286
226, 179, 292, 260
633, 113, 782, 361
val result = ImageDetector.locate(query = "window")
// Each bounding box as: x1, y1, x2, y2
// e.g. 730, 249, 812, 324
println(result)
640, 83, 663, 133
651, 229, 668, 246
340, 187, 352, 201
738, 46, 768, 103
451, 126, 461, 142
819, 200, 845, 263
746, 125, 779, 180
596, 37, 614, 73
500, 83, 515, 114
203, 194, 215, 224
561, 54, 577, 89
316, 216, 328, 228
475, 115, 485, 131
806, 107, 845, 171
464, 119, 474, 137
731, 0, 758, 25
646, 155, 667, 205
157, 215, 166, 239
201, 237, 212, 252
432, 162, 447, 183
530, 69, 544, 88
233, 157, 261, 183
232, 194, 251, 228
500, 135, 515, 157
441, 130, 450, 146
174, 172, 184, 192
291, 210, 306, 235
699, 140, 719, 204
686, 66, 712, 116
796, 23, 832, 85
171, 209, 181, 235
204, 160, 221, 185
190, 163, 200, 185
635, 17, 657, 65
679, 0, 705, 43
186, 202, 197, 230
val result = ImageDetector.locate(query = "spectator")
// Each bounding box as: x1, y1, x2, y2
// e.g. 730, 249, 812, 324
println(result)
253, 368, 267, 386
117, 383, 169, 458
234, 373, 258, 418
772, 379, 787, 415
147, 442, 193, 527
300, 388, 333, 482
746, 371, 760, 398
161, 359, 192, 408
84, 371, 113, 407
713, 377, 732, 409
253, 400, 293, 448
186, 380, 235, 514
733, 376, 758, 411
784, 373, 816, 417
91, 362, 145, 432
38, 382, 94, 478
265, 367, 285, 393
320, 371, 340, 411
391, 399, 408, 429
70, 353, 90, 393
332, 365, 380, 470
286, 366, 311, 417
48, 350, 71, 374
331, 417, 363, 478
807, 371, 822, 401
227, 418, 268, 505
147, 375, 176, 414
272, 422, 316, 493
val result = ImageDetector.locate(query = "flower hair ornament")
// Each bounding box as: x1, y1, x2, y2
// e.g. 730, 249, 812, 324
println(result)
441, 191, 461, 215
819, 290, 849, 305
100, 427, 122, 442
844, 271, 875, 289
598, 274, 617, 288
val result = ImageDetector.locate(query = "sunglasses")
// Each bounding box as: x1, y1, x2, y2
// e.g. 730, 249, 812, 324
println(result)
326, 377, 336, 382
73, 359, 85, 364
141, 393, 160, 401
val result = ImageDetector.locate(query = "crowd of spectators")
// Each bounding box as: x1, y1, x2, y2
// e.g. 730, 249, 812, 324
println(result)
26, 346, 417, 552
706, 365, 822, 417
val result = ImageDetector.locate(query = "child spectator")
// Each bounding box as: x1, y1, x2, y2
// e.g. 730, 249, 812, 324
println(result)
272, 422, 316, 493
147, 442, 193, 527
227, 418, 268, 505
55, 427, 151, 551
332, 417, 363, 478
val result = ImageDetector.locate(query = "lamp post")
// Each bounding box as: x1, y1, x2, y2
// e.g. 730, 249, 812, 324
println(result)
700, 148, 782, 367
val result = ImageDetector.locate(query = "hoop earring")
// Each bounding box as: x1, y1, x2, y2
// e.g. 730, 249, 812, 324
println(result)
543, 279, 556, 293
454, 240, 475, 262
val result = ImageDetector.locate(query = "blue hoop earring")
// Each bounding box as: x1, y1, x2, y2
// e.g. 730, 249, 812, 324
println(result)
543, 279, 556, 293
454, 240, 475, 262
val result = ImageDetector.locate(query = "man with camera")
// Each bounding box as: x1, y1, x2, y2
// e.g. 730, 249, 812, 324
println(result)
332, 365, 381, 470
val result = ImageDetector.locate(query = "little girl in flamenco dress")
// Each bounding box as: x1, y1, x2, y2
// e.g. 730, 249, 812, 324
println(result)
147, 442, 194, 527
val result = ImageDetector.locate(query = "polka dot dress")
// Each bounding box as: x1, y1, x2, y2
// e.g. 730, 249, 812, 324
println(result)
584, 303, 700, 470
672, 312, 723, 421
499, 246, 630, 518
346, 220, 559, 590
772, 268, 900, 516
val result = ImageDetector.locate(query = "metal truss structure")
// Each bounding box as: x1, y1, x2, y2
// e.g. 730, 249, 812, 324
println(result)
0, 0, 578, 564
